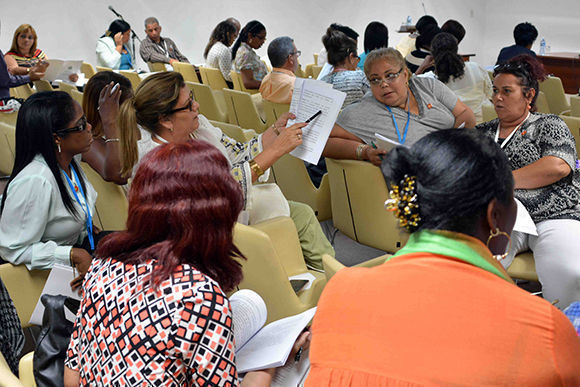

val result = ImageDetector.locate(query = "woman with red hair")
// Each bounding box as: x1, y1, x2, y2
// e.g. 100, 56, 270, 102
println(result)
64, 141, 282, 386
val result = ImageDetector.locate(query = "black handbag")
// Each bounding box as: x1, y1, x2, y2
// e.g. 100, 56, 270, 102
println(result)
33, 295, 80, 387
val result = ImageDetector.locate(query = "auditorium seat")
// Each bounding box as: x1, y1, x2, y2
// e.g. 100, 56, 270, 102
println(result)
186, 82, 228, 122
146, 62, 167, 72
222, 89, 267, 132
262, 100, 290, 127
119, 70, 142, 90
209, 120, 257, 142
539, 76, 571, 115
322, 253, 391, 281
230, 71, 259, 95
95, 65, 112, 73
507, 251, 538, 282
32, 80, 54, 92
326, 158, 409, 253
81, 62, 96, 79
173, 62, 201, 83
199, 66, 228, 91
560, 115, 580, 156
570, 95, 580, 117
0, 122, 15, 176
57, 81, 77, 96
10, 84, 34, 100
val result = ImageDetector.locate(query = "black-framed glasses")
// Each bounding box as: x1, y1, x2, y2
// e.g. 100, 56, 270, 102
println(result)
291, 50, 301, 58
56, 116, 88, 136
368, 68, 404, 86
169, 90, 194, 114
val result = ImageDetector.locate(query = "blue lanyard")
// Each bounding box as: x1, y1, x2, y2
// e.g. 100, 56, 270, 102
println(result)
62, 166, 94, 250
385, 106, 411, 144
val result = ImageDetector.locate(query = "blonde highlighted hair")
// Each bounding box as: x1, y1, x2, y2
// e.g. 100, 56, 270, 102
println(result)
9, 24, 38, 56
118, 72, 185, 177
363, 47, 410, 79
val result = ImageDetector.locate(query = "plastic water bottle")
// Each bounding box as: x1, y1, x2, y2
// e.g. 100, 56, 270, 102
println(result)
539, 38, 546, 56
407, 16, 412, 25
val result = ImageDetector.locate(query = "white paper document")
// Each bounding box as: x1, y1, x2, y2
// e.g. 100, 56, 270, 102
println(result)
43, 59, 82, 82
271, 348, 310, 387
287, 78, 345, 164
30, 263, 80, 326
374, 132, 408, 152
513, 198, 538, 236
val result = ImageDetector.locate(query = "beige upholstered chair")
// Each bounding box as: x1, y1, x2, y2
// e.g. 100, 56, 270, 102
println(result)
0, 122, 15, 176
173, 62, 201, 83
95, 65, 112, 73
507, 251, 538, 282
9, 84, 34, 100
481, 104, 498, 122
322, 254, 391, 281
199, 66, 228, 91
230, 71, 259, 95
570, 95, 580, 118
186, 82, 228, 123
326, 158, 409, 253
119, 70, 142, 90
560, 115, 580, 156
539, 76, 571, 115
209, 120, 257, 142
222, 89, 268, 132
146, 62, 167, 72
262, 100, 290, 127
33, 80, 54, 92
81, 62, 96, 79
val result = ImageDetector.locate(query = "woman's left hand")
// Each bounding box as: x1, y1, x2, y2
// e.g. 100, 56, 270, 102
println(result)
273, 112, 297, 130
98, 81, 122, 128
68, 73, 79, 83
287, 329, 312, 365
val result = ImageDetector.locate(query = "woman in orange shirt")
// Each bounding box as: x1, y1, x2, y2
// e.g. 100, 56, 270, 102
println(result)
307, 130, 580, 386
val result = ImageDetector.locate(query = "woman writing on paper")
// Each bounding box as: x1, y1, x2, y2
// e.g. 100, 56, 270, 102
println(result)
64, 141, 310, 386
117, 72, 334, 270
322, 47, 475, 166
477, 54, 580, 308
307, 130, 580, 385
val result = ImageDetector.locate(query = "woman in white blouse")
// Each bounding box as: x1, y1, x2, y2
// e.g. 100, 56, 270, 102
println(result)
204, 20, 238, 84
0, 92, 95, 281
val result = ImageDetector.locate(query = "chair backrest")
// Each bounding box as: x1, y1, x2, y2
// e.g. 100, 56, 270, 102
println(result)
262, 100, 290, 127
233, 223, 314, 323
33, 80, 54, 92
535, 91, 551, 114
10, 84, 34, 100
186, 82, 228, 122
313, 53, 319, 66
230, 71, 259, 94
560, 115, 580, 157
79, 162, 128, 231
222, 88, 267, 132
199, 67, 228, 91
119, 70, 142, 90
0, 122, 15, 175
0, 264, 49, 328
326, 158, 408, 253
481, 104, 498, 122
70, 89, 84, 105
81, 62, 96, 79
57, 81, 77, 96
539, 76, 571, 115
271, 154, 332, 221
295, 64, 306, 79
95, 65, 112, 73
173, 62, 200, 83
570, 95, 580, 117
209, 119, 258, 142
0, 350, 24, 386
0, 112, 18, 127
311, 65, 323, 79
146, 62, 167, 72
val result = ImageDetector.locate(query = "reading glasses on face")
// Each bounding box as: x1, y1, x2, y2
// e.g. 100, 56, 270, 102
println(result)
291, 50, 301, 58
170, 91, 194, 113
369, 68, 403, 86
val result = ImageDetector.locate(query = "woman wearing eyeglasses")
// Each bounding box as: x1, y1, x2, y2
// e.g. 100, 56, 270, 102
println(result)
0, 92, 95, 283
117, 72, 334, 270
322, 47, 475, 166
477, 55, 580, 309
320, 29, 369, 108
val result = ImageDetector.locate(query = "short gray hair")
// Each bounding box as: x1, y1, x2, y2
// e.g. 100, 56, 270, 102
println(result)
267, 37, 295, 68
144, 17, 159, 28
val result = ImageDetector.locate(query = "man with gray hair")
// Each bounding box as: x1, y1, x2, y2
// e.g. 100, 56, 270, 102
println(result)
139, 17, 189, 64
259, 36, 300, 104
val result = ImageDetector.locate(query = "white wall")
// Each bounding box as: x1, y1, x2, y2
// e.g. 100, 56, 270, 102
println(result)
1, 0, 578, 71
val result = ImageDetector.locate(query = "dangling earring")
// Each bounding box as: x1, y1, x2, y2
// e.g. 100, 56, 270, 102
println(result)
486, 227, 512, 261
57, 143, 61, 153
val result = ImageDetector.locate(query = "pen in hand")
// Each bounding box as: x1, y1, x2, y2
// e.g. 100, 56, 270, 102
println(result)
305, 110, 322, 123
370, 141, 385, 160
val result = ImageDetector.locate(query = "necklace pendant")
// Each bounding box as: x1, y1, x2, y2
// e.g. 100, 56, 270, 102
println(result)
427, 103, 432, 109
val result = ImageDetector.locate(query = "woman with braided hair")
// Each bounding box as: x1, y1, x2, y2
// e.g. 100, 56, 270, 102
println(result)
306, 130, 580, 385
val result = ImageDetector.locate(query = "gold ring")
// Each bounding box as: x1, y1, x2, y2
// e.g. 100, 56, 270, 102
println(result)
297, 134, 302, 140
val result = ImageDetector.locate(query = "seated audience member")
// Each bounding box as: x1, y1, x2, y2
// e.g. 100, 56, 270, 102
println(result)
320, 30, 369, 108
117, 72, 334, 270
317, 23, 359, 80
0, 92, 94, 281
358, 21, 388, 70
204, 20, 238, 84
307, 130, 580, 385
477, 55, 580, 309
406, 23, 441, 74
226, 17, 242, 36
4, 24, 76, 83
259, 36, 299, 104
429, 32, 492, 123
395, 15, 437, 58
139, 17, 189, 65
232, 20, 268, 90
441, 19, 466, 44
496, 22, 538, 65
1, 50, 45, 107
81, 71, 133, 184
64, 140, 310, 386
323, 48, 475, 166
96, 19, 133, 70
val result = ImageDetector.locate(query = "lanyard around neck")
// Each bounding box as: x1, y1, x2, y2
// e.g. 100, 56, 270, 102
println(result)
385, 91, 411, 144
62, 165, 94, 250
494, 112, 530, 149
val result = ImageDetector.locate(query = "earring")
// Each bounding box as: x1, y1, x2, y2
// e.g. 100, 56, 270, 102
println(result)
486, 227, 512, 261
57, 143, 61, 153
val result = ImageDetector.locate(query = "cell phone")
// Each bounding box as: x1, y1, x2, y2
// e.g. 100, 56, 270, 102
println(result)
110, 83, 120, 95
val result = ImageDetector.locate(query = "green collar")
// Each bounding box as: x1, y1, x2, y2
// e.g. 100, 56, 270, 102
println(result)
392, 230, 513, 283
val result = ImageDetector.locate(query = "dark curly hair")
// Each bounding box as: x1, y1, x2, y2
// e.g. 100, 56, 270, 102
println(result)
493, 54, 546, 110
431, 32, 465, 83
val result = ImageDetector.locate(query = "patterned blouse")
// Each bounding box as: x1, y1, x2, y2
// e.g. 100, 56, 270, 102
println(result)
233, 43, 267, 82
320, 70, 370, 108
206, 42, 233, 81
477, 113, 580, 223
65, 257, 239, 386
5, 49, 46, 67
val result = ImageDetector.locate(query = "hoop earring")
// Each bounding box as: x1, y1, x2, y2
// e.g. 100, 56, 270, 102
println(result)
57, 143, 61, 153
486, 227, 512, 261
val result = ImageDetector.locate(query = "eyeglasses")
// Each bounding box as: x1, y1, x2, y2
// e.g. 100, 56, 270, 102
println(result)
56, 116, 88, 135
369, 68, 404, 86
291, 50, 301, 58
169, 91, 194, 114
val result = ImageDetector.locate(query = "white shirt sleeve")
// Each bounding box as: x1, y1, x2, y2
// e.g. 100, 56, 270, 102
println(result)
0, 175, 72, 269
96, 37, 121, 69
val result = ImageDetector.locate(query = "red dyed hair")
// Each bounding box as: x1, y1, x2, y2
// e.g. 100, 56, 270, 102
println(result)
96, 140, 245, 291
